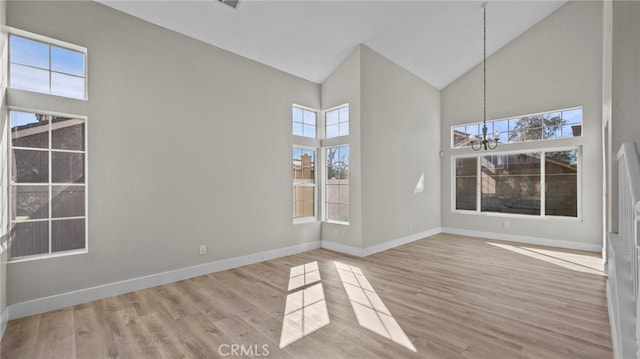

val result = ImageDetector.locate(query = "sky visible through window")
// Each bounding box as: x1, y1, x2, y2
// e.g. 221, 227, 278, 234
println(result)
453, 108, 582, 148
10, 34, 86, 100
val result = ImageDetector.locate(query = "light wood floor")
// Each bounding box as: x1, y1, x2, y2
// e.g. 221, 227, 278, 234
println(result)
0, 233, 612, 358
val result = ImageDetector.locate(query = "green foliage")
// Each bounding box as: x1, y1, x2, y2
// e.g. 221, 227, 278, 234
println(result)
508, 114, 566, 142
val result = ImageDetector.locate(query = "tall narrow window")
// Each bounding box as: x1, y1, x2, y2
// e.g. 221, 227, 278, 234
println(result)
293, 147, 316, 220
10, 111, 87, 259
455, 157, 477, 211
326, 146, 349, 223
545, 150, 578, 217
292, 106, 316, 138
9, 34, 87, 100
326, 105, 349, 138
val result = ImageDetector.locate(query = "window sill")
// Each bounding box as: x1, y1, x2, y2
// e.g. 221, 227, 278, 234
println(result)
324, 220, 350, 226
293, 217, 318, 225
451, 210, 582, 222
8, 248, 88, 263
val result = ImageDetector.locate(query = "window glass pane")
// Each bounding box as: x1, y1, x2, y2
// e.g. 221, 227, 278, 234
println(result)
11, 112, 49, 149
339, 107, 349, 122
339, 122, 349, 136
326, 125, 339, 138
455, 157, 477, 210
52, 218, 85, 252
292, 122, 303, 136
303, 124, 315, 138
13, 149, 49, 183
51, 72, 85, 99
293, 107, 303, 123
493, 120, 508, 133
303, 110, 316, 125
326, 110, 338, 126
562, 108, 582, 125
11, 221, 49, 257
51, 47, 84, 76
562, 124, 582, 137
326, 106, 349, 138
338, 183, 349, 204
52, 118, 85, 150
481, 153, 540, 215
293, 148, 314, 183
10, 35, 49, 68
10, 64, 49, 93
545, 151, 578, 217
293, 147, 315, 219
52, 152, 84, 183
12, 185, 49, 220
452, 126, 469, 148
302, 187, 314, 217
52, 185, 85, 218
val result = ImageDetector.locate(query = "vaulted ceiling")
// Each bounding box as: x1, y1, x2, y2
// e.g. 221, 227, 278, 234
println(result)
99, 0, 566, 89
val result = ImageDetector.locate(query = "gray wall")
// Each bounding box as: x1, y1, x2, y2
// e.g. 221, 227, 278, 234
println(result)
611, 0, 640, 153
360, 46, 441, 247
320, 47, 363, 248
441, 1, 603, 246
6, 1, 321, 304
607, 0, 640, 233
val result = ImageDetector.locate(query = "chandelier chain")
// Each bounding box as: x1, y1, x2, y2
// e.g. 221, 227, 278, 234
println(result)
483, 3, 486, 126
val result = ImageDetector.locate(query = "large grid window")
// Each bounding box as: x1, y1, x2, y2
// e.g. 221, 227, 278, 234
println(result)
454, 149, 579, 218
326, 105, 349, 138
326, 146, 349, 223
10, 111, 87, 259
292, 106, 316, 138
452, 108, 582, 148
9, 34, 87, 100
293, 148, 316, 220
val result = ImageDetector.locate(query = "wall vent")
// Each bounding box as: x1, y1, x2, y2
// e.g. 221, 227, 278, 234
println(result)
218, 0, 239, 9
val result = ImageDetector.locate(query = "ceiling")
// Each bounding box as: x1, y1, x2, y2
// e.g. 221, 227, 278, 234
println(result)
98, 0, 567, 89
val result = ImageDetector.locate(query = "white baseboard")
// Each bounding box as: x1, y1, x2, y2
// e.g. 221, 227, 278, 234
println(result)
441, 227, 602, 252
0, 306, 8, 339
8, 241, 321, 320
322, 228, 443, 257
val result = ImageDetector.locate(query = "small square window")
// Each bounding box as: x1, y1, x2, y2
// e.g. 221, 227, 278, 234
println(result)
292, 106, 317, 138
326, 105, 349, 139
9, 34, 86, 100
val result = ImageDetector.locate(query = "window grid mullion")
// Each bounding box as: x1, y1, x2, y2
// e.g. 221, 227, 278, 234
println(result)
540, 152, 546, 217
48, 117, 53, 255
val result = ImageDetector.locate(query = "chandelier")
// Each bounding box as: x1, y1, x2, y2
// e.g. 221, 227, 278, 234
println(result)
470, 2, 499, 151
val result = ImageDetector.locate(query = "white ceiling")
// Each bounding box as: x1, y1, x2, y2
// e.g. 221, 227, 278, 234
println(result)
99, 0, 566, 89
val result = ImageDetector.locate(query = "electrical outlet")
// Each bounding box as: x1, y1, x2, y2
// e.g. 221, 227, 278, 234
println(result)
408, 221, 413, 229
503, 221, 510, 229
334, 228, 339, 237
199, 245, 207, 255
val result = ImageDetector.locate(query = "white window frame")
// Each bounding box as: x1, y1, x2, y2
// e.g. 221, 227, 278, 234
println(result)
451, 145, 582, 221
7, 27, 88, 101
293, 145, 318, 224
8, 107, 89, 262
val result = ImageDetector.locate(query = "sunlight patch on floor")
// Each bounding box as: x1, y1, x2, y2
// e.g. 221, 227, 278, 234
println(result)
334, 261, 416, 352
487, 242, 604, 275
280, 262, 330, 348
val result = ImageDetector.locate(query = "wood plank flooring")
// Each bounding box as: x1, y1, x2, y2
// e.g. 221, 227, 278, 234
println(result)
0, 233, 612, 358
